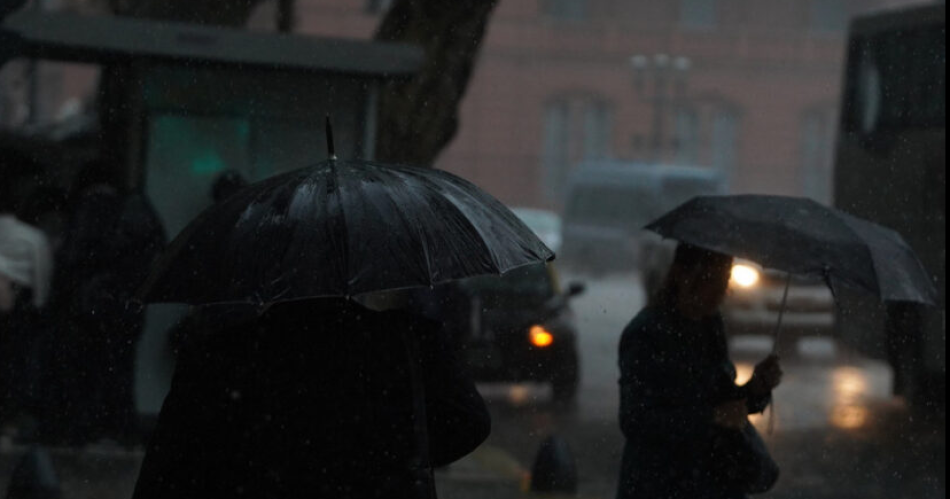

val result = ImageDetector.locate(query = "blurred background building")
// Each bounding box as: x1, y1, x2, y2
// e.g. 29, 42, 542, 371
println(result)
0, 0, 933, 207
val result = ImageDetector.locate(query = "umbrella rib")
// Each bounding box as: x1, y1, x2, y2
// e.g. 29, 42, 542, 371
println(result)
829, 209, 885, 299
385, 171, 436, 286
420, 173, 502, 272
330, 160, 352, 296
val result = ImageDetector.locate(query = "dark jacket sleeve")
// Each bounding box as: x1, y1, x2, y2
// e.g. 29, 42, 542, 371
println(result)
131, 353, 212, 499
619, 328, 713, 446
420, 325, 491, 467
743, 387, 773, 415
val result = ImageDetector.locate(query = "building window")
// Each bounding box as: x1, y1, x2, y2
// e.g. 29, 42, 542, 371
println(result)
542, 101, 571, 202
674, 107, 700, 165
808, 0, 849, 33
801, 108, 837, 202
711, 108, 740, 186
542, 96, 614, 201
366, 0, 394, 14
584, 101, 613, 161
542, 0, 588, 21
680, 0, 718, 30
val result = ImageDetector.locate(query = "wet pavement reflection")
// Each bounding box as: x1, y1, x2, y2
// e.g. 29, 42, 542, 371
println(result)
479, 273, 945, 499
0, 274, 943, 499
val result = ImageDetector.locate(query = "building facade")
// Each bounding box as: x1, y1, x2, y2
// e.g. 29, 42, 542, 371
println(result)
2, 0, 928, 208
290, 0, 924, 208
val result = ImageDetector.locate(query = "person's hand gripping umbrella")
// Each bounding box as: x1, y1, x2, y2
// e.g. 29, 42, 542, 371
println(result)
646, 194, 938, 428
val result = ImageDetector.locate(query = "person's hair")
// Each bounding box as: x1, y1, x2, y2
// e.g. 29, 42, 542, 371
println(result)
71, 159, 117, 200
212, 170, 248, 204
19, 186, 68, 226
651, 243, 732, 308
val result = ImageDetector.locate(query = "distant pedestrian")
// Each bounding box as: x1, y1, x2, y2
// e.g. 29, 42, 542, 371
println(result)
617, 244, 783, 499
49, 160, 166, 444
133, 298, 490, 499
0, 214, 52, 429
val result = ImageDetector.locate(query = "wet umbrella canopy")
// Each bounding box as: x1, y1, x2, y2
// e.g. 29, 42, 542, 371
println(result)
139, 158, 555, 306
646, 194, 938, 306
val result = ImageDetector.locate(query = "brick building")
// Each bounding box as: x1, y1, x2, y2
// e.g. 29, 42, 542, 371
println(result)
2, 0, 927, 209
289, 0, 924, 209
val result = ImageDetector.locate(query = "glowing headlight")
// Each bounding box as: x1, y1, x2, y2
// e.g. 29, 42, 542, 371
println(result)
529, 325, 555, 348
731, 264, 761, 289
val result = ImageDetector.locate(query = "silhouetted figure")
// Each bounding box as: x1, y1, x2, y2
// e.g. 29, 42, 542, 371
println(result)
211, 170, 248, 204
166, 170, 252, 356
617, 244, 783, 499
133, 298, 490, 499
0, 214, 52, 430
47, 161, 166, 444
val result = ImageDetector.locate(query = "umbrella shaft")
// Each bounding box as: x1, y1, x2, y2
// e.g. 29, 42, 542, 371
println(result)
772, 274, 792, 354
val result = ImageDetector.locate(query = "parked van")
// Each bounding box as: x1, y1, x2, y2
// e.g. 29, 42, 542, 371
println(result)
559, 161, 725, 274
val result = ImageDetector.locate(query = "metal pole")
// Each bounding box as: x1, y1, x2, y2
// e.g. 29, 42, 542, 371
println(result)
276, 0, 295, 33
772, 273, 793, 354
767, 273, 792, 435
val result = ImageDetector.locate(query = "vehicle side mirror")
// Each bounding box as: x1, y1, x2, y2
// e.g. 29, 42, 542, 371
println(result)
567, 282, 586, 298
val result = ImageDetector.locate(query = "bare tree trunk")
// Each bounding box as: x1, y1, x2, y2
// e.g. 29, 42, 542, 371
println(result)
374, 0, 500, 166
276, 0, 295, 33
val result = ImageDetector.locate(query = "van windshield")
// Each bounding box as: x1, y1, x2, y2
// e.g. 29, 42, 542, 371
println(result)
565, 186, 662, 228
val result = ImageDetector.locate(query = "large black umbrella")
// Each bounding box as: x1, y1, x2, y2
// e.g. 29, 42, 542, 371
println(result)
647, 194, 938, 431
138, 147, 552, 494
140, 159, 554, 306
646, 195, 938, 307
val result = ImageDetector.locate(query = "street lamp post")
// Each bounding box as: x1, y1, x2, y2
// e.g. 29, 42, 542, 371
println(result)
630, 54, 692, 164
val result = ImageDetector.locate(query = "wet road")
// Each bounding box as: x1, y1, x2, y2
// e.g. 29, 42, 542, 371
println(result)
0, 273, 943, 498
478, 273, 946, 499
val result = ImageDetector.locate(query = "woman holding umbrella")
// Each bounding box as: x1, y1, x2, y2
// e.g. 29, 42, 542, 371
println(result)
619, 194, 938, 499
617, 243, 783, 499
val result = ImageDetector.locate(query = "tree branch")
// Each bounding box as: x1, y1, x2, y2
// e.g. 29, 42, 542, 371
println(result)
374, 0, 500, 166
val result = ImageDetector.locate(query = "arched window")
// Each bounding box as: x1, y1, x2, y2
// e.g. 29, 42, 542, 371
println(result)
800, 106, 838, 202
542, 95, 615, 201
674, 107, 700, 165
711, 107, 740, 185
669, 100, 741, 186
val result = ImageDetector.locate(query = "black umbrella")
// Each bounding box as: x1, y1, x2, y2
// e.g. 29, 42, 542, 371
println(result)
139, 158, 554, 306
647, 194, 938, 432
137, 129, 552, 491
646, 195, 938, 307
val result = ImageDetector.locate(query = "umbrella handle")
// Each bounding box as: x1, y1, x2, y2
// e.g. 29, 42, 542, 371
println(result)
767, 273, 792, 434
771, 273, 792, 355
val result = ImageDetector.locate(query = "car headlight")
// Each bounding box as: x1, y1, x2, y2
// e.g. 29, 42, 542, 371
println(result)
731, 264, 761, 289
529, 325, 555, 348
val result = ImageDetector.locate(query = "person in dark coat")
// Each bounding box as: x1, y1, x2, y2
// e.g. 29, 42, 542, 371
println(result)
617, 244, 783, 499
132, 298, 491, 499
48, 161, 167, 444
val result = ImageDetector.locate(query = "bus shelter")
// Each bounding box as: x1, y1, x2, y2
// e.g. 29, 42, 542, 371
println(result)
1, 9, 423, 417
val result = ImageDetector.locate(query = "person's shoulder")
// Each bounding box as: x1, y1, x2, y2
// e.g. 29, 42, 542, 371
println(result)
622, 306, 666, 336
620, 306, 679, 354
380, 308, 440, 334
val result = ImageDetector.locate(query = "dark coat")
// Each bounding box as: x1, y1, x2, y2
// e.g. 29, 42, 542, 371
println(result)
132, 299, 490, 499
46, 189, 166, 442
616, 306, 770, 499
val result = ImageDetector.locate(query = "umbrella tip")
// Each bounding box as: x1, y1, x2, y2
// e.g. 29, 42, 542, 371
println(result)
325, 115, 337, 161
